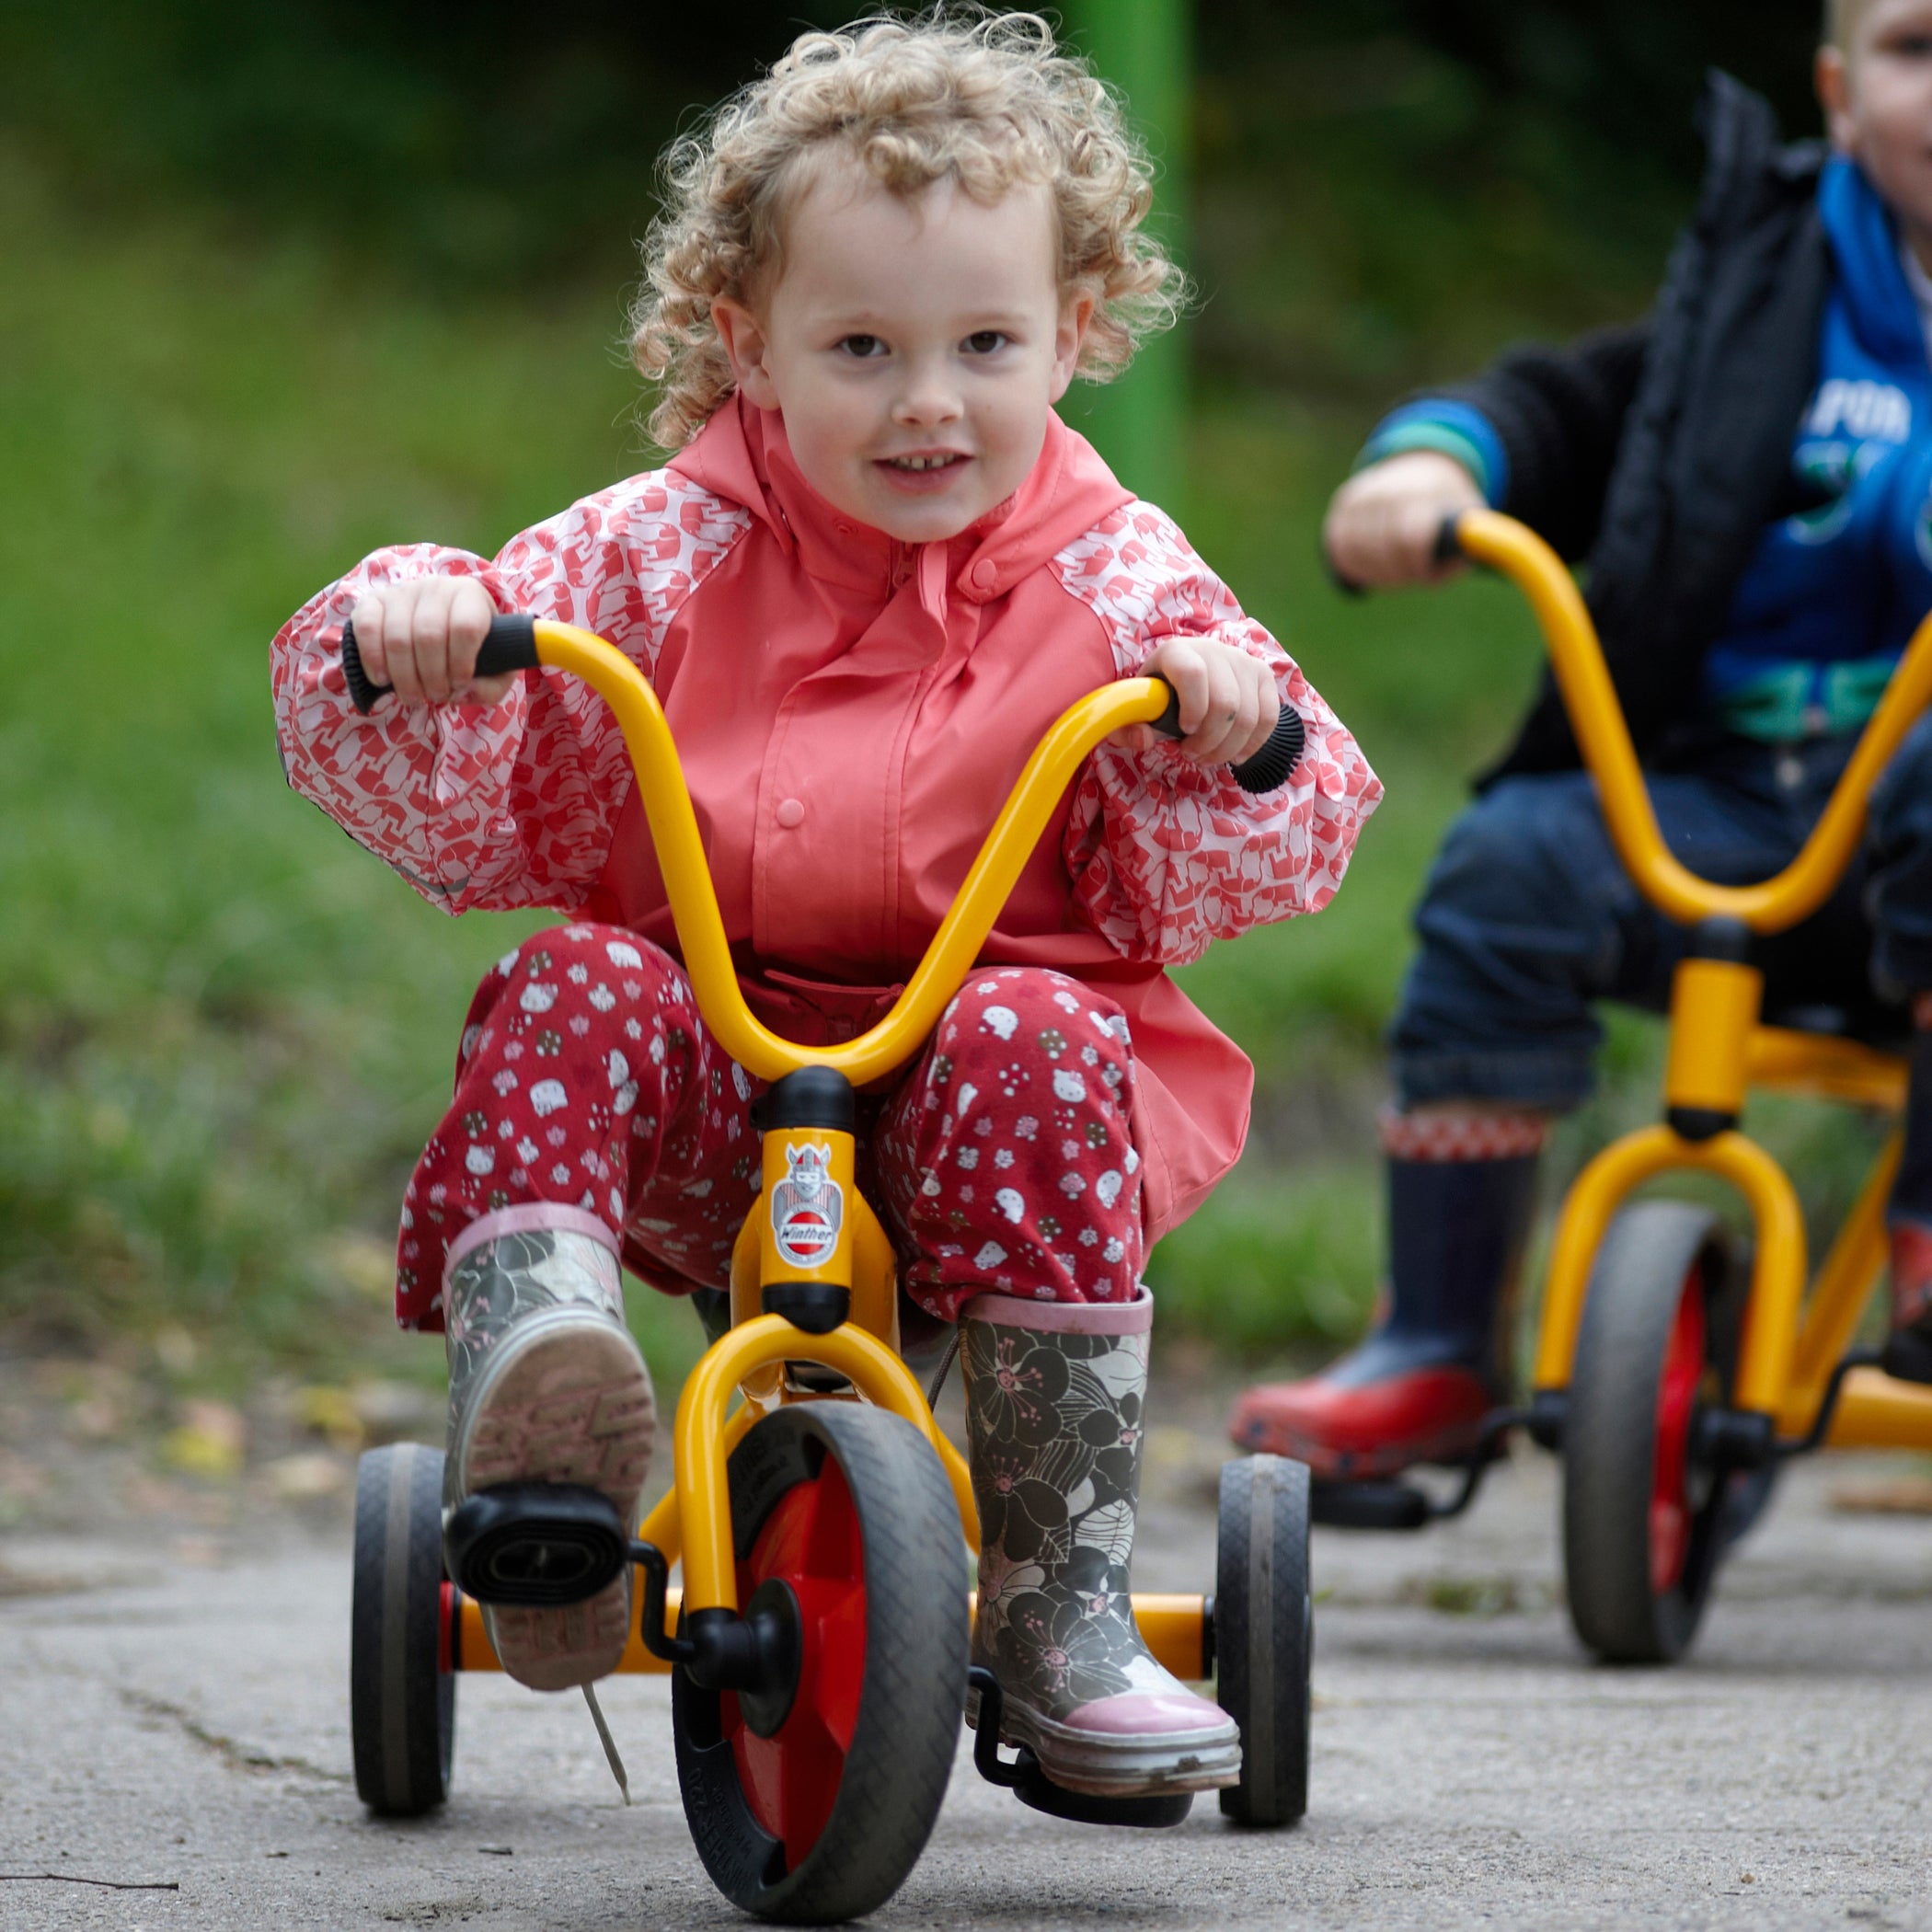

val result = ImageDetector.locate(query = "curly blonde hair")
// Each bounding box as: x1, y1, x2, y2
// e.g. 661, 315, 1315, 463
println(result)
630, 7, 1186, 450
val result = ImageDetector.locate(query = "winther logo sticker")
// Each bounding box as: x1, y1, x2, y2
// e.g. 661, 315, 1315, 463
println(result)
770, 1141, 844, 1270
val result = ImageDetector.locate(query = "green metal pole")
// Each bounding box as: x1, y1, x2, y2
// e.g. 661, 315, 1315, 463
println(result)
1058, 0, 1190, 507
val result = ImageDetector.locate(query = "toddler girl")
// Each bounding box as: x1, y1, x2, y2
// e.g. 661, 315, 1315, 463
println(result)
273, 9, 1378, 1800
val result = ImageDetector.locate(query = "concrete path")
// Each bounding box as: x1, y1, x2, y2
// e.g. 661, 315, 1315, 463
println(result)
3, 1406, 1930, 1930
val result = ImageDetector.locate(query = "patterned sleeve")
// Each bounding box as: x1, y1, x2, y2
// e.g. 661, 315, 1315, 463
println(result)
1052, 500, 1383, 966
270, 473, 750, 915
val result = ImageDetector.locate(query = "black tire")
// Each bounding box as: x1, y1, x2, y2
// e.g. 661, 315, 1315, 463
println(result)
1563, 1201, 1750, 1664
673, 1404, 968, 1924
1215, 1455, 1312, 1825
351, 1443, 456, 1814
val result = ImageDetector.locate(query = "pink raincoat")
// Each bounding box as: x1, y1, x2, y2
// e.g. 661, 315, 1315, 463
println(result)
271, 398, 1380, 1241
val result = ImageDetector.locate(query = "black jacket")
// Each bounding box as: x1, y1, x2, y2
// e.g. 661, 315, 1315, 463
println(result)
1446, 74, 1832, 785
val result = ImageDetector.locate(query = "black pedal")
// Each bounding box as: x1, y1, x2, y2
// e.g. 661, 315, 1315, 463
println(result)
1309, 1478, 1432, 1531
443, 1482, 628, 1607
965, 1666, 1193, 1829
1011, 1756, 1193, 1829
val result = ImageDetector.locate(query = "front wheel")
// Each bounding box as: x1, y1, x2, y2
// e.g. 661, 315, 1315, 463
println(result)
1215, 1455, 1312, 1824
1562, 1202, 1749, 1664
673, 1403, 968, 1924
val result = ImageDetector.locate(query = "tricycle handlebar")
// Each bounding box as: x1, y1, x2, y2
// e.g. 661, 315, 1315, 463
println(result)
335, 615, 1306, 1083
339, 613, 539, 714
341, 615, 1305, 797
1438, 508, 1932, 937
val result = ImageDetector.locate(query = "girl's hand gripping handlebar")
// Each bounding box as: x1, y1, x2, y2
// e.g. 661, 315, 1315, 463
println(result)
339, 612, 540, 714
1146, 682, 1305, 796
339, 613, 1304, 796
333, 616, 1305, 1083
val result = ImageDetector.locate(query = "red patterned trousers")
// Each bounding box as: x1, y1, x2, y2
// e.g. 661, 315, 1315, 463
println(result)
397, 924, 1146, 1330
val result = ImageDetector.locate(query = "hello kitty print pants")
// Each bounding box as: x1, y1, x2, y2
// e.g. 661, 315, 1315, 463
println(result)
396, 924, 1145, 1331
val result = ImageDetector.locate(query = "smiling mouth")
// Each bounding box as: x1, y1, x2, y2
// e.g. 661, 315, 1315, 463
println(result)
880, 453, 969, 472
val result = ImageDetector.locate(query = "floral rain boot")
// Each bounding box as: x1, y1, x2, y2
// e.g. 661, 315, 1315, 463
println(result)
961, 1289, 1240, 1799
443, 1224, 655, 1691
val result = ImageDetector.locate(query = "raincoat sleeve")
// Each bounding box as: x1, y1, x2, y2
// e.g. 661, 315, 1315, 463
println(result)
270, 472, 749, 915
1054, 501, 1383, 966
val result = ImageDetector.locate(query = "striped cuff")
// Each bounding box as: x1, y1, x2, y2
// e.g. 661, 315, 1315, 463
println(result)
1358, 401, 1510, 506
1378, 1105, 1547, 1163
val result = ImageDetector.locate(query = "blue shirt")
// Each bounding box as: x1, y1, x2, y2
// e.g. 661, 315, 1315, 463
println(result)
1702, 155, 1932, 739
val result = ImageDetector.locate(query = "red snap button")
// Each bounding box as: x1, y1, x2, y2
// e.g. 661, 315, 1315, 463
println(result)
776, 798, 806, 828
970, 558, 998, 591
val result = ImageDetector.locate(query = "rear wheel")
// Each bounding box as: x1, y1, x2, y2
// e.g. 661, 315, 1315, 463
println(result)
673, 1403, 968, 1923
351, 1443, 456, 1814
1562, 1202, 1750, 1663
1215, 1455, 1312, 1824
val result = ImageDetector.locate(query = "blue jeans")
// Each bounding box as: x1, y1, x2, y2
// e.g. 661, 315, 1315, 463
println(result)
1390, 716, 1932, 1111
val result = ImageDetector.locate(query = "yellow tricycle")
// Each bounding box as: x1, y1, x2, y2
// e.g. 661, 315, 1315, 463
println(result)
339, 615, 1315, 1921
1325, 508, 1932, 1667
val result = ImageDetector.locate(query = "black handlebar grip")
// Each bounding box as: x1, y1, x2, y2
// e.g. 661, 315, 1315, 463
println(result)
1230, 705, 1306, 794
338, 613, 540, 716
1149, 677, 1307, 795
1433, 512, 1467, 568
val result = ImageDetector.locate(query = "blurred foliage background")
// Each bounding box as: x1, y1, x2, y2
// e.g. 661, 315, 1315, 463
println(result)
0, 0, 1882, 1404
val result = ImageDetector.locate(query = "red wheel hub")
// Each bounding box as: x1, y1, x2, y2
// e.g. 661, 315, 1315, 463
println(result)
1650, 1268, 1708, 1596
723, 1455, 868, 1864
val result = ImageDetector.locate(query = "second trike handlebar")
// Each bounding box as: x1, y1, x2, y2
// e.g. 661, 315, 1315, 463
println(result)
337, 613, 1305, 1086
1436, 508, 1932, 937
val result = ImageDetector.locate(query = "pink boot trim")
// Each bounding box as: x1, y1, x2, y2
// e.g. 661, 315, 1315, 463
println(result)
1063, 1688, 1232, 1738
958, 1285, 1152, 1334
443, 1203, 618, 1291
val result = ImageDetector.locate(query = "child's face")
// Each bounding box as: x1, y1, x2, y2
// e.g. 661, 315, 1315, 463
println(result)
1820, 1, 1932, 250
713, 164, 1092, 544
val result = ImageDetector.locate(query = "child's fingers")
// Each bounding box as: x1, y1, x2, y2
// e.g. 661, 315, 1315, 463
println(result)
1228, 670, 1282, 766
445, 580, 499, 699
1324, 452, 1479, 589
1159, 638, 1212, 736
412, 585, 455, 704
1187, 650, 1260, 765
377, 588, 428, 706
350, 593, 392, 693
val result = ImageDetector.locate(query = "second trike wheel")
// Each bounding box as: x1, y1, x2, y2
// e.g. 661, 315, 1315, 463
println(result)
1562, 1201, 1753, 1664
672, 1402, 969, 1924
1215, 1454, 1312, 1824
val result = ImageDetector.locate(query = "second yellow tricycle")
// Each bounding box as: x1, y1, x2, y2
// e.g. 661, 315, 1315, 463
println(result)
1320, 509, 1932, 1667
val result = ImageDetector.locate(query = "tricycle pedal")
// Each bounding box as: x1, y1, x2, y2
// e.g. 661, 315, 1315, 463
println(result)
443, 1481, 628, 1607
1309, 1478, 1432, 1530
965, 1665, 1193, 1829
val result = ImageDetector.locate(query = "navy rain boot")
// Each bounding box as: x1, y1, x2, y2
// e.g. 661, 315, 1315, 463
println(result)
1228, 1118, 1541, 1480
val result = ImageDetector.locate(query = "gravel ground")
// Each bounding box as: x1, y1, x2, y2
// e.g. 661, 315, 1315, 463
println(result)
2, 1364, 1930, 1932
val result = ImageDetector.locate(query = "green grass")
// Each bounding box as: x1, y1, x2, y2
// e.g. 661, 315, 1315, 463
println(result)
0, 134, 1889, 1396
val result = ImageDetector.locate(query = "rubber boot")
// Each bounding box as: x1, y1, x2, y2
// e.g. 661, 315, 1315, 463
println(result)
1227, 1136, 1540, 1480
443, 1225, 655, 1691
961, 1289, 1240, 1799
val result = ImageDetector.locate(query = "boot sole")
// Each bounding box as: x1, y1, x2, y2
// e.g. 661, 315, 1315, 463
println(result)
966, 1683, 1242, 1797
452, 1308, 654, 1693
